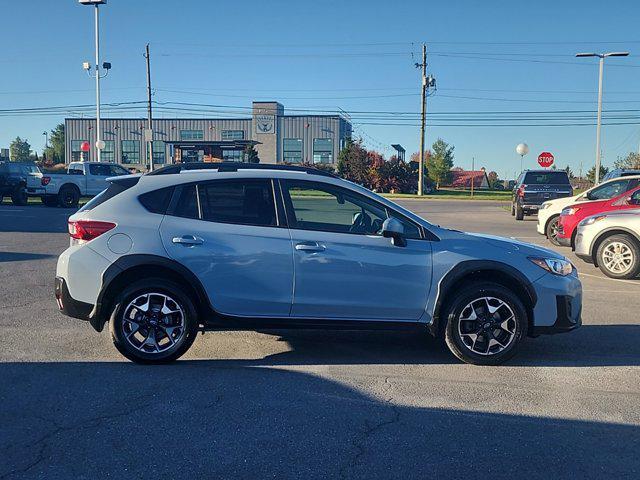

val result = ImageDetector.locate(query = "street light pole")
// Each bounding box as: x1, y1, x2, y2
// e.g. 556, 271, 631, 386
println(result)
94, 3, 101, 163
576, 51, 630, 184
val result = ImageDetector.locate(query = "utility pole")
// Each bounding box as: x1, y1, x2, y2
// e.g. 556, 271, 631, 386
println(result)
144, 43, 154, 171
94, 3, 102, 162
418, 44, 427, 195
470, 156, 475, 198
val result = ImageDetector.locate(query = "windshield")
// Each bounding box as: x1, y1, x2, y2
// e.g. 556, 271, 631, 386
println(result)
523, 172, 570, 185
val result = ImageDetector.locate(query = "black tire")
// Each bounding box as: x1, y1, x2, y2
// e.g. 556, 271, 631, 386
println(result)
58, 185, 80, 208
545, 215, 561, 246
596, 234, 640, 280
42, 195, 59, 207
109, 278, 199, 364
515, 202, 524, 220
443, 282, 528, 366
11, 186, 28, 206
511, 203, 515, 216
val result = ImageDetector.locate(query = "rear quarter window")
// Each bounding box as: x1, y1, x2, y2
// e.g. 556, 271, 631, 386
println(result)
138, 187, 174, 214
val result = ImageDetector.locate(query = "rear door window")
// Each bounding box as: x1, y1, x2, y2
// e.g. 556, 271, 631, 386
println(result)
199, 179, 276, 227
587, 179, 633, 200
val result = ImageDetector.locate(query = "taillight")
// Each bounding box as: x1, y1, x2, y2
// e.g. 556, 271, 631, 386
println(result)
517, 184, 526, 197
68, 220, 116, 242
41, 176, 51, 186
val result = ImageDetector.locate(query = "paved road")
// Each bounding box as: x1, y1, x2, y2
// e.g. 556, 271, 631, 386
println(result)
1, 201, 638, 479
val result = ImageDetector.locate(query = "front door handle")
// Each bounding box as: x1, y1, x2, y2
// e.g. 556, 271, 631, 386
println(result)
172, 235, 204, 246
295, 241, 325, 253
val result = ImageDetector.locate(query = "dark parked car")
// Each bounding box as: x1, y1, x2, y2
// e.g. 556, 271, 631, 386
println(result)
511, 170, 573, 221
0, 162, 43, 205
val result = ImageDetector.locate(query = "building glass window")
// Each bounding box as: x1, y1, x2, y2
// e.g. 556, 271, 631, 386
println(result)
222, 150, 244, 162
180, 129, 204, 140
71, 140, 88, 161
221, 130, 245, 141
121, 140, 140, 164
101, 140, 115, 163
283, 138, 303, 163
313, 138, 333, 164
152, 141, 166, 164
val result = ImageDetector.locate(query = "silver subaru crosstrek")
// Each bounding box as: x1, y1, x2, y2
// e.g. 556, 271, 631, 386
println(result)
55, 163, 582, 365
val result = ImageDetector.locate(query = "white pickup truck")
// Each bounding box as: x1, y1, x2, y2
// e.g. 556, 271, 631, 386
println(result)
41, 162, 131, 208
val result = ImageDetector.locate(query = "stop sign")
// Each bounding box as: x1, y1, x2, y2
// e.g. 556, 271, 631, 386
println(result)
538, 151, 554, 168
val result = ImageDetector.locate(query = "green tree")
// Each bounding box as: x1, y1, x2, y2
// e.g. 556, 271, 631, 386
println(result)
244, 144, 260, 163
614, 152, 640, 169
564, 165, 575, 179
44, 123, 65, 164
426, 138, 454, 189
586, 165, 609, 184
336, 138, 370, 186
487, 170, 499, 188
9, 137, 31, 161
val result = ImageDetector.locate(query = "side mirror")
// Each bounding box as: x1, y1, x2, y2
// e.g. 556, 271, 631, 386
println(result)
382, 217, 406, 247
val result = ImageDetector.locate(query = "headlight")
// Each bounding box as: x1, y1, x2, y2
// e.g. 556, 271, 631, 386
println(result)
529, 257, 574, 276
579, 215, 606, 227
561, 207, 580, 216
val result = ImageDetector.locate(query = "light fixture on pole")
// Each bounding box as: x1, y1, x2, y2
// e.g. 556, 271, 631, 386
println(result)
516, 143, 529, 173
79, 0, 110, 162
576, 51, 629, 184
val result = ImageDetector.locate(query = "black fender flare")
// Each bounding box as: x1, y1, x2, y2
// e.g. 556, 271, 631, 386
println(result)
429, 260, 538, 336
90, 254, 213, 332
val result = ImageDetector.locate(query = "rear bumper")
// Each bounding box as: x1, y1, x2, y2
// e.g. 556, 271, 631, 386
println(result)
55, 276, 93, 321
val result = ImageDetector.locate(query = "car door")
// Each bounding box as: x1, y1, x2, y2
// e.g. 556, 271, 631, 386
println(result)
159, 178, 294, 318
280, 179, 432, 321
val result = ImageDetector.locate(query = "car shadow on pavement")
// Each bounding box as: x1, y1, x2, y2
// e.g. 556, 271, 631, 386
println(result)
0, 361, 638, 480
0, 251, 56, 263
215, 324, 640, 368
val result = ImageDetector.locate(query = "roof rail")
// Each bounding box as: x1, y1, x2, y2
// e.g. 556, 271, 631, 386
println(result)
146, 162, 338, 178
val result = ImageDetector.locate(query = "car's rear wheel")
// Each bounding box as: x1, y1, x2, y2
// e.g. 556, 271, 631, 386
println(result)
443, 282, 528, 365
545, 215, 561, 246
110, 279, 199, 364
11, 186, 28, 206
58, 185, 80, 208
515, 202, 524, 220
511, 203, 515, 216
596, 234, 640, 279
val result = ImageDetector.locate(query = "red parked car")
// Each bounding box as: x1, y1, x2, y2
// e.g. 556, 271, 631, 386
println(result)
557, 185, 640, 248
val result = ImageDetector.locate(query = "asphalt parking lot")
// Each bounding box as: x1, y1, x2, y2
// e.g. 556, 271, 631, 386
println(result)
1, 200, 638, 479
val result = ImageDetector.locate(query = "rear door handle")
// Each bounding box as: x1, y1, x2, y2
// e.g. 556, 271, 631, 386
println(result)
172, 235, 204, 246
295, 241, 325, 252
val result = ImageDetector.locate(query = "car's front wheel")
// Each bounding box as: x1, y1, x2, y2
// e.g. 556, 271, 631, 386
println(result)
443, 282, 528, 365
596, 234, 640, 279
545, 215, 561, 246
110, 279, 199, 364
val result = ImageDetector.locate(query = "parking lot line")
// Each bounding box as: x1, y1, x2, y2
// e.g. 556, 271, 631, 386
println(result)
578, 272, 640, 286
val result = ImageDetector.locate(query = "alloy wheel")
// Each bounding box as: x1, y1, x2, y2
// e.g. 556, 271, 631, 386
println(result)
122, 293, 186, 354
457, 296, 517, 356
602, 242, 634, 274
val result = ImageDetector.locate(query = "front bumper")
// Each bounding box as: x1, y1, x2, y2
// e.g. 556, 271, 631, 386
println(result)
55, 276, 93, 321
530, 272, 582, 336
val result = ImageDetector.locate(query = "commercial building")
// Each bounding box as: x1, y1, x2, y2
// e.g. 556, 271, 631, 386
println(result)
64, 101, 352, 169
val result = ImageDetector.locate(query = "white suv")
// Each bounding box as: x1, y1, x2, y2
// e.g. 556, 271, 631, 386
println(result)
55, 163, 582, 365
537, 175, 640, 245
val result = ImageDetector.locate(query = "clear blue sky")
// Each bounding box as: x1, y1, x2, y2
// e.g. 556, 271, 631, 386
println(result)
2, 0, 640, 179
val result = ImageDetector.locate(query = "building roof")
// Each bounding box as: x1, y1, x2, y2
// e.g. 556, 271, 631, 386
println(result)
449, 170, 489, 188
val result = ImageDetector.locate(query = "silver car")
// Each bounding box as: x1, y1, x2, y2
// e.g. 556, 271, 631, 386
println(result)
575, 209, 640, 279
55, 162, 582, 365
